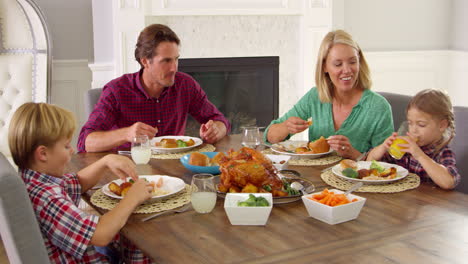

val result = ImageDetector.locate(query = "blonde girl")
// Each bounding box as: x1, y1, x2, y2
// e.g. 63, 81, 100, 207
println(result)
367, 89, 460, 189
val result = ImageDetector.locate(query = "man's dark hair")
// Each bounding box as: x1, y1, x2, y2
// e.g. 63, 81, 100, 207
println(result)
135, 24, 180, 68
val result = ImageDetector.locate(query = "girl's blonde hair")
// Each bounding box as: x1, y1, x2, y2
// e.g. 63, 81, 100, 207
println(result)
407, 89, 455, 152
8, 102, 76, 169
315, 29, 372, 103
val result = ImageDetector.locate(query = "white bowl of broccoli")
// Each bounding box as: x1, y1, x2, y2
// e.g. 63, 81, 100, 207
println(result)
224, 193, 273, 225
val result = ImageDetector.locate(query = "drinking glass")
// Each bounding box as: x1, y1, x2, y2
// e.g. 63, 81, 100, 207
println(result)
131, 135, 151, 164
388, 121, 409, 160
190, 173, 217, 214
241, 126, 261, 149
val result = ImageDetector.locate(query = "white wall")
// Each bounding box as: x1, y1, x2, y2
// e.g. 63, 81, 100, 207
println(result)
35, 0, 94, 60
338, 0, 452, 51
452, 0, 468, 51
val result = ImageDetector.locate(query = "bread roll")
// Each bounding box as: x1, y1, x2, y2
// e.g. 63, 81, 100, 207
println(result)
210, 152, 226, 166
340, 159, 358, 170
189, 152, 210, 166
308, 136, 330, 153
161, 138, 178, 148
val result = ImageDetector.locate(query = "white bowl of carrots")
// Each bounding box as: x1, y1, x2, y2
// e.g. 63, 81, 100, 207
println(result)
301, 189, 366, 225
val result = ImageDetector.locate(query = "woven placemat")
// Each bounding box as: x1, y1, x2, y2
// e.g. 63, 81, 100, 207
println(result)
262, 148, 342, 166
320, 170, 420, 193
151, 144, 215, 159
90, 184, 192, 214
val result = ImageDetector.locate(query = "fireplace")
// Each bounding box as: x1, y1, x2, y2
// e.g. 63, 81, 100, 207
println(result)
179, 56, 279, 135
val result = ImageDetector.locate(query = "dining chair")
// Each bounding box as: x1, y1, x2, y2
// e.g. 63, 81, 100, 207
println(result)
377, 92, 412, 131
452, 106, 468, 194
84, 88, 103, 117
0, 153, 50, 263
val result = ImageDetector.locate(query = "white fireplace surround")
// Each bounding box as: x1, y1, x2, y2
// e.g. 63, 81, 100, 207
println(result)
90, 0, 333, 119
89, 0, 468, 126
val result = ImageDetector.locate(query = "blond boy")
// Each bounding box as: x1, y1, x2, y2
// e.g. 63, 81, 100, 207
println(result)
8, 102, 154, 263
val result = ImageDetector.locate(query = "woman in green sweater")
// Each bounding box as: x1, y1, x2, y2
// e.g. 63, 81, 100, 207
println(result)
265, 30, 393, 159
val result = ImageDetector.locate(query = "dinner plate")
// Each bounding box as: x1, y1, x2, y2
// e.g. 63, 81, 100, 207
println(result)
271, 140, 334, 159
214, 173, 315, 204
331, 161, 408, 184
101, 175, 186, 201
150, 136, 203, 153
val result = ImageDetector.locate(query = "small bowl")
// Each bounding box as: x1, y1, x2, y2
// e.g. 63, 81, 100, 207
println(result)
224, 193, 273, 225
180, 152, 221, 174
301, 189, 366, 225
265, 154, 291, 170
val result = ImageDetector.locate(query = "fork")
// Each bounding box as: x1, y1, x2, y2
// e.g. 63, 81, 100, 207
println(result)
141, 203, 192, 222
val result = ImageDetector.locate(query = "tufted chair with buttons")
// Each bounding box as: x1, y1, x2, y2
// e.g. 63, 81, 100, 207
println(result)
0, 0, 51, 162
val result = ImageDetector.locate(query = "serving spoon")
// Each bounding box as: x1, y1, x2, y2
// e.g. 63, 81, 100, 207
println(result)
291, 181, 315, 195
344, 182, 363, 197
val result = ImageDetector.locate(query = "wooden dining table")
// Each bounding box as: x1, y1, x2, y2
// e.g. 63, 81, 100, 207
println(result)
67, 135, 468, 264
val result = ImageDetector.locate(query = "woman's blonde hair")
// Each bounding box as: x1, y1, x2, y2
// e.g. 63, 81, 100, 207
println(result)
407, 89, 455, 152
315, 29, 372, 103
8, 102, 76, 169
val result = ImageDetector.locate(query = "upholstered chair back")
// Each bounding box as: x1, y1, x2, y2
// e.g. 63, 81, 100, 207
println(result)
0, 0, 51, 158
452, 106, 468, 194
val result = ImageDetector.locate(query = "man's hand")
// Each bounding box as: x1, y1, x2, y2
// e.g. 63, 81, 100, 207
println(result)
125, 122, 158, 142
200, 120, 227, 143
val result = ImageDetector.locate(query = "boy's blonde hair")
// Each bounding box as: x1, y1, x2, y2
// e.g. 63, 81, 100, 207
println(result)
8, 102, 76, 169
407, 89, 455, 152
315, 29, 372, 103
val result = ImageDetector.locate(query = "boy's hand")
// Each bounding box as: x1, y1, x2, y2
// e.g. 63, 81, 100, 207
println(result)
105, 154, 138, 182
124, 179, 154, 205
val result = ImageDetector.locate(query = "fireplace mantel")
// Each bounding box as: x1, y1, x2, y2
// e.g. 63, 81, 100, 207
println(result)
90, 0, 333, 118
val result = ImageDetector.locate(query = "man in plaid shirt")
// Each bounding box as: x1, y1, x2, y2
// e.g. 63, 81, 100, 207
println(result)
9, 102, 156, 263
78, 24, 230, 153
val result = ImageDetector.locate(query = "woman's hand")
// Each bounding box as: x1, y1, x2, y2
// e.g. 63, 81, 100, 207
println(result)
283, 117, 310, 134
104, 154, 138, 182
327, 135, 359, 159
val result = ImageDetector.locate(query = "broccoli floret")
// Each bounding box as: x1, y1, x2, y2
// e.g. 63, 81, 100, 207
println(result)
342, 168, 358, 178
176, 140, 187, 148
370, 160, 385, 173
237, 194, 270, 207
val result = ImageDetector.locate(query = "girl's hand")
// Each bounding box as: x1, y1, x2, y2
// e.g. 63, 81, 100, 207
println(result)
383, 132, 398, 150
366, 133, 397, 161
399, 135, 424, 160
104, 154, 138, 182
283, 117, 309, 134
123, 179, 154, 205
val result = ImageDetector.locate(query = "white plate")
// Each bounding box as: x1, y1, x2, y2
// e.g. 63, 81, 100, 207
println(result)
101, 175, 185, 200
271, 140, 334, 159
331, 161, 408, 184
150, 136, 202, 153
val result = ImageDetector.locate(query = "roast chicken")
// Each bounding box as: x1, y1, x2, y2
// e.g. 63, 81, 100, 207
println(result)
217, 147, 288, 197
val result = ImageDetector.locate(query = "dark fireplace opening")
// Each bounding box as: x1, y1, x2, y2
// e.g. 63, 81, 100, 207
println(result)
179, 56, 279, 136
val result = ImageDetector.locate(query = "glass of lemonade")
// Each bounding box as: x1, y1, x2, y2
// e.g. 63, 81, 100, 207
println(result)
241, 126, 261, 149
191, 173, 217, 214
388, 121, 409, 160
131, 135, 151, 164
